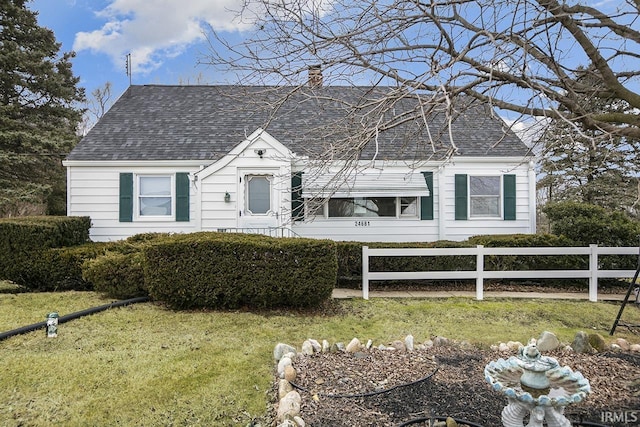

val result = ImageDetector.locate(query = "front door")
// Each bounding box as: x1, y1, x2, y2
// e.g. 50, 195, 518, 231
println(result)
238, 172, 279, 231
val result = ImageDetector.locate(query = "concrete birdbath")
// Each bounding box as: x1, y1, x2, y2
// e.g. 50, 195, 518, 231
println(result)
484, 340, 591, 427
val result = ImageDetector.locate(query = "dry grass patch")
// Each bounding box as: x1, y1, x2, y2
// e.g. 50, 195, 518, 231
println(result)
1, 292, 639, 426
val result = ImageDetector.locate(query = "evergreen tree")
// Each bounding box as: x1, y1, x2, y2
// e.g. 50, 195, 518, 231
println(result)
0, 0, 84, 215
538, 69, 639, 217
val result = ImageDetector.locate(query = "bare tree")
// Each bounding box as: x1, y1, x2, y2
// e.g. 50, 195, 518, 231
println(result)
203, 0, 640, 148
79, 82, 113, 136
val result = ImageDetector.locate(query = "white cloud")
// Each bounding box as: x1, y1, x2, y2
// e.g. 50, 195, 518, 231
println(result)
73, 0, 248, 74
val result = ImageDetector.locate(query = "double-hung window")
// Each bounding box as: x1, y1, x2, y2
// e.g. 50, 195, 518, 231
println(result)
469, 176, 501, 217
139, 176, 173, 217
119, 172, 190, 222
454, 174, 516, 220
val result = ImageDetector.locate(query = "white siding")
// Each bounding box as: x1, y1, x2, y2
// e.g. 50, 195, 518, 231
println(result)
67, 165, 200, 242
291, 158, 534, 243
198, 132, 293, 232
439, 159, 534, 241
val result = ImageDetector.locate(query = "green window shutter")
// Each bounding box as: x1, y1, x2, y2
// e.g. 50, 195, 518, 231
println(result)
291, 172, 304, 221
119, 173, 133, 222
454, 174, 468, 220
175, 173, 190, 222
420, 171, 434, 220
503, 174, 516, 221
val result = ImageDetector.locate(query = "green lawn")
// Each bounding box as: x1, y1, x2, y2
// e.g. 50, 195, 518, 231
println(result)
1, 290, 639, 426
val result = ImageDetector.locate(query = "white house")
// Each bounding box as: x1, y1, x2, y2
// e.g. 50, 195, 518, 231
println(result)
63, 84, 535, 242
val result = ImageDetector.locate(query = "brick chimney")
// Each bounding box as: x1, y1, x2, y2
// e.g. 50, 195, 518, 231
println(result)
308, 65, 323, 87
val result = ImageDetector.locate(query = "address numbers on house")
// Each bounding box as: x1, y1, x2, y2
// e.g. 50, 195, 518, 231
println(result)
355, 220, 371, 227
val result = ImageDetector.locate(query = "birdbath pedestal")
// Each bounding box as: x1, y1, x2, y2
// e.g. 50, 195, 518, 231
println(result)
484, 340, 591, 427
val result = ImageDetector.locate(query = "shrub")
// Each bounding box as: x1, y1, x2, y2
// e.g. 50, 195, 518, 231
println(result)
143, 232, 337, 310
468, 233, 586, 272
0, 216, 91, 286
544, 201, 640, 271
83, 252, 147, 299
336, 240, 475, 289
543, 201, 640, 247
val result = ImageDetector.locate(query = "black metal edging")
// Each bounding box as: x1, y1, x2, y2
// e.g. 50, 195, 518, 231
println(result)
0, 296, 150, 342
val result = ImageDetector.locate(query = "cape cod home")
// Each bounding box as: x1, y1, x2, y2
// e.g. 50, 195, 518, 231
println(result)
63, 82, 535, 242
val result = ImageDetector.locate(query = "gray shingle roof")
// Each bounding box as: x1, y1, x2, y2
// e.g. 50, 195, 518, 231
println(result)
67, 85, 530, 162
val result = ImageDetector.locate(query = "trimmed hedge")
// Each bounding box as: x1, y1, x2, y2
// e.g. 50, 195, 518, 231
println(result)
0, 216, 91, 287
468, 233, 587, 272
83, 251, 147, 299
336, 240, 476, 288
143, 232, 337, 309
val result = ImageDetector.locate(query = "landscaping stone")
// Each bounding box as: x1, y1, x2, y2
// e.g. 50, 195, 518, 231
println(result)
308, 339, 322, 353
588, 333, 607, 352
278, 379, 293, 399
572, 331, 594, 353
536, 331, 560, 352
284, 364, 297, 382
405, 334, 414, 351
276, 391, 301, 421
615, 338, 630, 351
322, 340, 330, 352
433, 336, 449, 346
346, 337, 362, 353
301, 340, 314, 355
277, 356, 292, 378
274, 343, 297, 361
391, 340, 406, 351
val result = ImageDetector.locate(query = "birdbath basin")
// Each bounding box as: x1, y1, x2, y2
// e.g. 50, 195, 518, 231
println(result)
484, 340, 591, 427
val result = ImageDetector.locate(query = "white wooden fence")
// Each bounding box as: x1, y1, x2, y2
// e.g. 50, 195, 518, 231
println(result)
361, 245, 640, 301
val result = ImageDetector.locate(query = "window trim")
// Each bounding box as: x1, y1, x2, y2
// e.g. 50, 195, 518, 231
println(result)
468, 175, 502, 219
135, 174, 175, 221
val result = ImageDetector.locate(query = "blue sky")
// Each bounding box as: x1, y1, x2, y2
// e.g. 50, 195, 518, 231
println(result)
31, 0, 247, 101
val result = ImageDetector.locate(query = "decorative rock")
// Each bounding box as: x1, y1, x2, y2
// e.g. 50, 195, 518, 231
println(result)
610, 343, 622, 351
433, 336, 449, 346
588, 333, 607, 352
572, 331, 594, 354
615, 338, 630, 351
537, 331, 560, 352
284, 364, 297, 382
301, 340, 314, 355
277, 357, 292, 378
293, 416, 306, 427
423, 339, 434, 349
277, 391, 301, 421
331, 342, 345, 352
322, 340, 330, 352
346, 338, 362, 353
365, 339, 373, 349
506, 341, 523, 351
308, 339, 322, 353
405, 334, 414, 351
274, 343, 297, 361
631, 344, 640, 352
446, 417, 458, 427
498, 343, 510, 352
278, 379, 293, 399
391, 340, 406, 351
